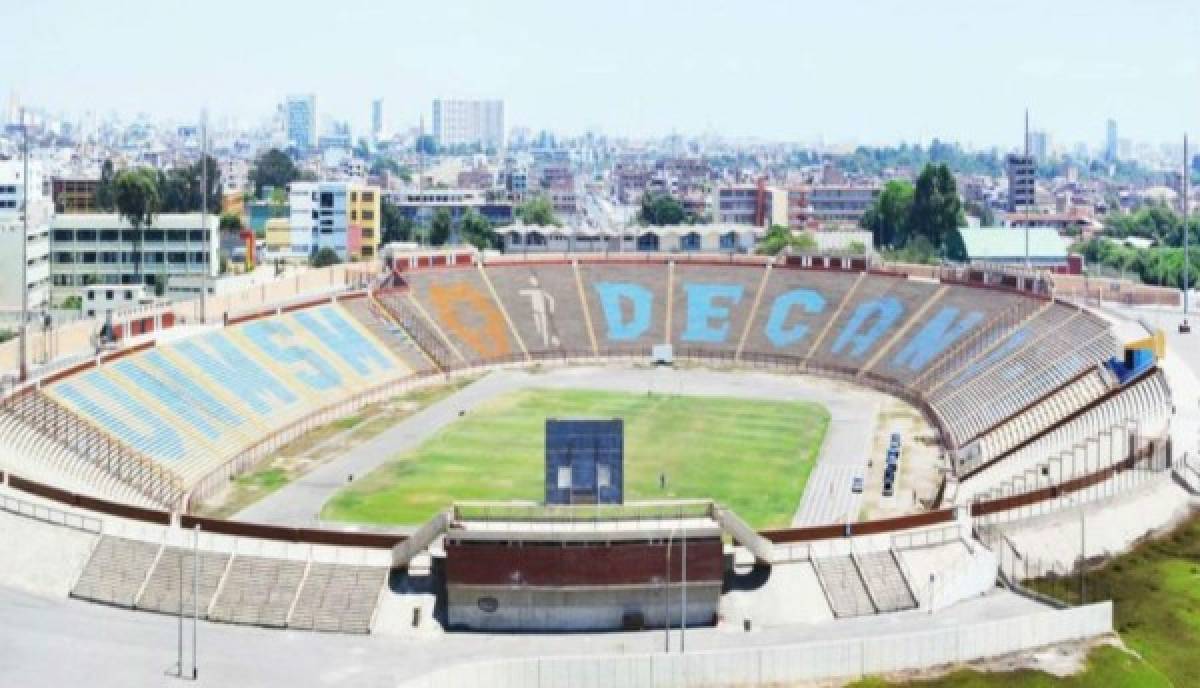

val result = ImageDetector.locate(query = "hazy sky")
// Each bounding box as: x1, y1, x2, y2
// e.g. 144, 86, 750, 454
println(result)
4, 0, 1199, 149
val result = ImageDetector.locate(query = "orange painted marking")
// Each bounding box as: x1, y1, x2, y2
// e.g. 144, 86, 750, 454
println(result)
428, 281, 512, 358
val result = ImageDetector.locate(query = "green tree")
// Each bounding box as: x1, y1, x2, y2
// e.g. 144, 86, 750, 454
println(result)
219, 212, 244, 232
861, 180, 914, 248
459, 209, 495, 249
639, 192, 688, 225
380, 198, 414, 244
429, 208, 453, 245
310, 247, 342, 268
114, 168, 161, 231
251, 149, 300, 197
516, 195, 560, 226
964, 200, 995, 227
907, 163, 966, 261
60, 295, 82, 310
757, 224, 818, 256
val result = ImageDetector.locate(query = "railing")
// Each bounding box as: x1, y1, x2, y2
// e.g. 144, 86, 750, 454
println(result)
0, 491, 103, 533
453, 499, 713, 524
890, 523, 966, 551
0, 388, 183, 508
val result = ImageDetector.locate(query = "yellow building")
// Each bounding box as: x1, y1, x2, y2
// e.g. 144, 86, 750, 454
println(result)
347, 184, 381, 260
263, 218, 293, 261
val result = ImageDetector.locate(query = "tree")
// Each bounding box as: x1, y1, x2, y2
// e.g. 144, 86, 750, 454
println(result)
907, 163, 966, 261
516, 195, 560, 226
380, 198, 414, 244
250, 149, 300, 197
639, 192, 688, 225
114, 168, 161, 231
757, 224, 818, 256
861, 180, 914, 248
459, 209, 495, 249
964, 200, 995, 227
219, 212, 244, 232
429, 208, 452, 245
310, 247, 342, 268
60, 295, 82, 311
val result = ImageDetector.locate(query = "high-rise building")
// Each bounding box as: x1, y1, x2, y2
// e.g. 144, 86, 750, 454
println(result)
285, 94, 317, 153
1105, 119, 1118, 162
431, 99, 505, 149
1005, 153, 1036, 212
371, 99, 384, 142
0, 160, 51, 312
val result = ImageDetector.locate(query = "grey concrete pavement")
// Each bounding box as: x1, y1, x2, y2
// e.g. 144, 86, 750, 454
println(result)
0, 582, 1047, 688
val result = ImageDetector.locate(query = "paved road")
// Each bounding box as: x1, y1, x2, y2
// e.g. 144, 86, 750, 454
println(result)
0, 583, 1048, 688
237, 365, 879, 529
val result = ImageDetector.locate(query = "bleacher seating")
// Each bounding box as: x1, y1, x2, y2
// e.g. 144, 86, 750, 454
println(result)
209, 555, 307, 628
484, 263, 595, 356
957, 369, 1171, 502
339, 296, 435, 373
289, 563, 389, 633
577, 263, 671, 353
135, 546, 230, 616
741, 267, 859, 360
401, 267, 523, 364
71, 535, 161, 607
930, 305, 1116, 447
44, 304, 408, 491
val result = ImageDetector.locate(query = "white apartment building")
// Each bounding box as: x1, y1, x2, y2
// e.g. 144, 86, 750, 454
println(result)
432, 99, 505, 149
49, 213, 219, 298
0, 160, 52, 313
278, 181, 380, 263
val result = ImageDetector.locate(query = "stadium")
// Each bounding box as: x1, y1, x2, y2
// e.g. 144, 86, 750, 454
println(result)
0, 249, 1195, 687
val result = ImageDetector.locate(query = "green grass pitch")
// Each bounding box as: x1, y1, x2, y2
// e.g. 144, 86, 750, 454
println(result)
321, 388, 829, 528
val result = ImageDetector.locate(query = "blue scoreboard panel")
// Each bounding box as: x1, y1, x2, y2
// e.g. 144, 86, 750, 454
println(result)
544, 418, 624, 505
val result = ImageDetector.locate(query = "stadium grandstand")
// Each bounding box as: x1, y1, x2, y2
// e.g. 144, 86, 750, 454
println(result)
0, 251, 1192, 687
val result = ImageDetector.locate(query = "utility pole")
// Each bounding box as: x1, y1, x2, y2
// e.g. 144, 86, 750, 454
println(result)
200, 111, 208, 324
192, 525, 199, 680
1182, 134, 1191, 334
1024, 108, 1031, 272
19, 107, 29, 382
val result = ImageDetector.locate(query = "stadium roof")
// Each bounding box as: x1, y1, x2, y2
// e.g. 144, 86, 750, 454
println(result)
959, 227, 1068, 264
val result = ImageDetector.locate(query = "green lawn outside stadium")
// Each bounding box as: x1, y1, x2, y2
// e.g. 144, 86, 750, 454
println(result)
321, 388, 829, 528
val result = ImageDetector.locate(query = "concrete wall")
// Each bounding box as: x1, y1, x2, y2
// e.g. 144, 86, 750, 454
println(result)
448, 583, 721, 632
403, 602, 1113, 687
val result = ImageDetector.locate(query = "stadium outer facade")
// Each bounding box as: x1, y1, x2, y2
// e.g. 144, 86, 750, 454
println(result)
0, 249, 1182, 682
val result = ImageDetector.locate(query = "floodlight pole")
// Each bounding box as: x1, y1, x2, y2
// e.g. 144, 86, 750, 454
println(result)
664, 528, 672, 653
681, 521, 687, 653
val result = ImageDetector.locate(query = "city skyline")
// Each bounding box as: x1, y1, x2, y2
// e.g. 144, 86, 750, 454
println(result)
4, 0, 1199, 149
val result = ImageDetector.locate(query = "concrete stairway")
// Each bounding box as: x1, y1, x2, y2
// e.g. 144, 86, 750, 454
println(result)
135, 546, 230, 617
813, 555, 875, 618
289, 563, 389, 634
209, 555, 307, 628
71, 536, 161, 607
855, 550, 917, 613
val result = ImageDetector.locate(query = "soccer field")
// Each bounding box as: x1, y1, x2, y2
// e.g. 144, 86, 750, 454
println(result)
321, 388, 829, 528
